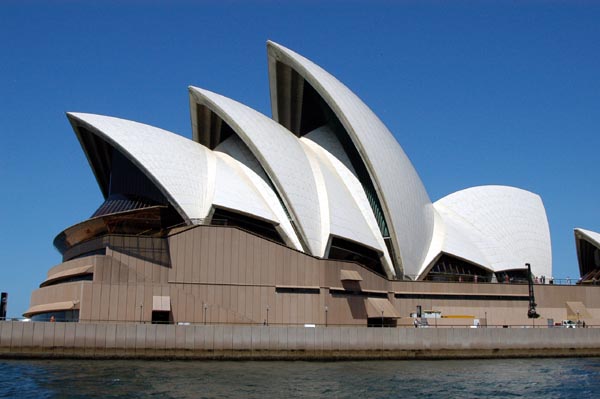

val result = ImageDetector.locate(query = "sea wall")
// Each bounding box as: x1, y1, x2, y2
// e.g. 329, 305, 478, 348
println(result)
1, 321, 600, 360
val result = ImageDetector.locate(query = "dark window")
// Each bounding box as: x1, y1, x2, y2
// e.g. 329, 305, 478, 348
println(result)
276, 287, 320, 294
327, 237, 386, 276
424, 254, 493, 283
577, 238, 600, 282
211, 208, 284, 244
31, 310, 79, 322
151, 311, 172, 324
367, 318, 397, 328
394, 293, 528, 301
106, 150, 167, 205
495, 269, 530, 284
330, 289, 388, 298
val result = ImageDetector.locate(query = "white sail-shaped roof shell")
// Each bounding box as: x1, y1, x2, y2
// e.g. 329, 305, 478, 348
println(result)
68, 112, 213, 222
574, 228, 600, 278
430, 186, 552, 278
190, 87, 330, 257
267, 41, 434, 277
67, 113, 301, 249
300, 127, 395, 277
575, 228, 600, 248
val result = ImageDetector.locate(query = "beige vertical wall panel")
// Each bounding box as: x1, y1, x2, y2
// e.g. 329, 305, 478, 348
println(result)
90, 285, 101, 321
130, 249, 141, 284
215, 228, 225, 284
223, 229, 232, 284
207, 229, 217, 283
183, 234, 194, 281
169, 234, 180, 282
117, 284, 128, 321
122, 252, 132, 284
107, 284, 119, 322
99, 284, 110, 322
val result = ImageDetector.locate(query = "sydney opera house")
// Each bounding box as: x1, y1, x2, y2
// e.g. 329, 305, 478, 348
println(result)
25, 41, 600, 327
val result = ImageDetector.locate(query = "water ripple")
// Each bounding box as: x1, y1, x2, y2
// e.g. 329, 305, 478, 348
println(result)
0, 358, 599, 398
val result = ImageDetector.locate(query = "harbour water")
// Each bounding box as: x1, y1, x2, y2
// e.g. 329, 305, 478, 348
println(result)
1, 358, 599, 398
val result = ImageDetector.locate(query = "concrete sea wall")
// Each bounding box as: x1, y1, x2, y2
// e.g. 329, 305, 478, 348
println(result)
1, 321, 599, 360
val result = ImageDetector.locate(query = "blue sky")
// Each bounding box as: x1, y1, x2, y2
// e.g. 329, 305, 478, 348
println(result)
1, 1, 599, 316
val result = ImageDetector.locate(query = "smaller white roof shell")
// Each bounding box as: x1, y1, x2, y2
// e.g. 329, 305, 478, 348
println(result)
574, 228, 600, 248
431, 185, 552, 278
574, 228, 600, 277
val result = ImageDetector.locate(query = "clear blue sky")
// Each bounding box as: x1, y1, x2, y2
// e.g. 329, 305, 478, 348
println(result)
1, 1, 599, 316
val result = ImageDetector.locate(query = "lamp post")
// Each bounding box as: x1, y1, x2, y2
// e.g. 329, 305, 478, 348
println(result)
485, 311, 488, 328
325, 305, 328, 327
139, 303, 143, 323
203, 303, 208, 325
266, 305, 270, 326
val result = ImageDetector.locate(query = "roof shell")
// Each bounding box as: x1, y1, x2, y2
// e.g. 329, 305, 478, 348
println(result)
301, 127, 395, 277
189, 86, 327, 256
67, 113, 300, 248
433, 185, 552, 278
575, 228, 600, 248
574, 228, 600, 277
267, 41, 434, 277
68, 112, 214, 223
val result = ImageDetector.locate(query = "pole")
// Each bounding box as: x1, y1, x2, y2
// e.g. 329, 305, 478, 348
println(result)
325, 305, 328, 327
381, 310, 384, 327
203, 303, 208, 325
266, 306, 270, 326
139, 303, 143, 323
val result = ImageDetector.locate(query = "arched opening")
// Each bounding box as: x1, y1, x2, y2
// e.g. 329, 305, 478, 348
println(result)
326, 236, 386, 276
423, 254, 493, 283
211, 207, 285, 244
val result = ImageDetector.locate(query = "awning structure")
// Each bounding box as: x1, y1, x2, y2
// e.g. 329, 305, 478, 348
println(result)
24, 300, 79, 317
153, 296, 171, 311
365, 298, 401, 318
42, 265, 94, 286
340, 270, 363, 281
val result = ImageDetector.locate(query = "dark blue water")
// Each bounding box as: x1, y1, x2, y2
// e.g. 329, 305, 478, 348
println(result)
0, 358, 599, 398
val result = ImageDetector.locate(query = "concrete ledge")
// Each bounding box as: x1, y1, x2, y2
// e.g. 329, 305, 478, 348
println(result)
1, 322, 599, 360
